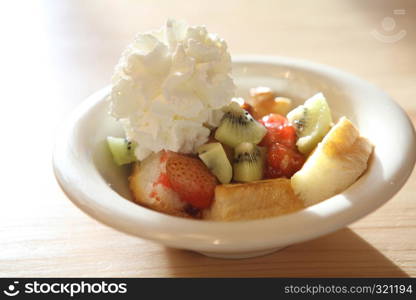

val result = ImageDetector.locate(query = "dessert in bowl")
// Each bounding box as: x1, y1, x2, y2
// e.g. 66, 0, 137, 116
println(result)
53, 21, 416, 258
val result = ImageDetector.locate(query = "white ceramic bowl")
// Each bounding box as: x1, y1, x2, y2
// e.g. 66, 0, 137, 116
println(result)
53, 56, 416, 259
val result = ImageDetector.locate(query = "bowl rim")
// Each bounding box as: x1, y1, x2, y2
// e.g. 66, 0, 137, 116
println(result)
53, 55, 416, 253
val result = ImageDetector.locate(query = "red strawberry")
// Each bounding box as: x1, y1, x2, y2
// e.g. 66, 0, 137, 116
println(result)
266, 143, 305, 178
259, 113, 297, 149
260, 113, 287, 128
166, 152, 217, 209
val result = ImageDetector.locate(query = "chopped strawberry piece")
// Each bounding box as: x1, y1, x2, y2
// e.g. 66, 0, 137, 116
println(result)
260, 113, 287, 128
259, 113, 297, 149
266, 143, 305, 178
260, 126, 297, 149
166, 152, 217, 209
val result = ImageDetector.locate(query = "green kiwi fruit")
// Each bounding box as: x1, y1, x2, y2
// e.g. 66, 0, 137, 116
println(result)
197, 142, 233, 184
106, 136, 137, 166
233, 142, 264, 182
287, 93, 332, 154
215, 102, 267, 148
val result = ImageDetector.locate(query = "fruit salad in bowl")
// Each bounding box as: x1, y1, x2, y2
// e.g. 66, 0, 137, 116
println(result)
104, 20, 372, 221
53, 20, 415, 258
108, 88, 372, 221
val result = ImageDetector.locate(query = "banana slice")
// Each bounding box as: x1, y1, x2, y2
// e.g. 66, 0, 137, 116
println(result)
291, 117, 373, 206
287, 93, 332, 154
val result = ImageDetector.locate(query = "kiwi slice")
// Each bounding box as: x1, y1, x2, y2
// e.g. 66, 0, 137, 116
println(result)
287, 93, 332, 154
215, 102, 267, 148
233, 142, 264, 182
197, 142, 232, 184
106, 136, 137, 166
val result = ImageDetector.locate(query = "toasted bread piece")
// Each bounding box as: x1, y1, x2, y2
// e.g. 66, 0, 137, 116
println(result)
291, 117, 373, 206
205, 178, 304, 221
129, 151, 189, 217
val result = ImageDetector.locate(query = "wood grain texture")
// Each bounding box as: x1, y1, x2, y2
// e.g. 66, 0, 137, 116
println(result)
0, 0, 415, 277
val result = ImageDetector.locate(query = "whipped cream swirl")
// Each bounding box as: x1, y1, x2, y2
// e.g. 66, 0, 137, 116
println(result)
109, 20, 235, 160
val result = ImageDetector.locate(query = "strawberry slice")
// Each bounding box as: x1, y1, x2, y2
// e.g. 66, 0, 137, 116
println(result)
166, 152, 217, 209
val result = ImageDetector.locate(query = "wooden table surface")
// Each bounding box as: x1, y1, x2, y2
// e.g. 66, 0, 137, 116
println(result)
0, 0, 415, 277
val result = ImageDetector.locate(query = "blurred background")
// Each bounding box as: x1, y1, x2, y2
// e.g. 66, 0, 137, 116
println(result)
0, 0, 414, 277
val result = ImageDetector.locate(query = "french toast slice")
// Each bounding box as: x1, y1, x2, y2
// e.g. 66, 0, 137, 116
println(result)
205, 178, 304, 221
291, 117, 373, 206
